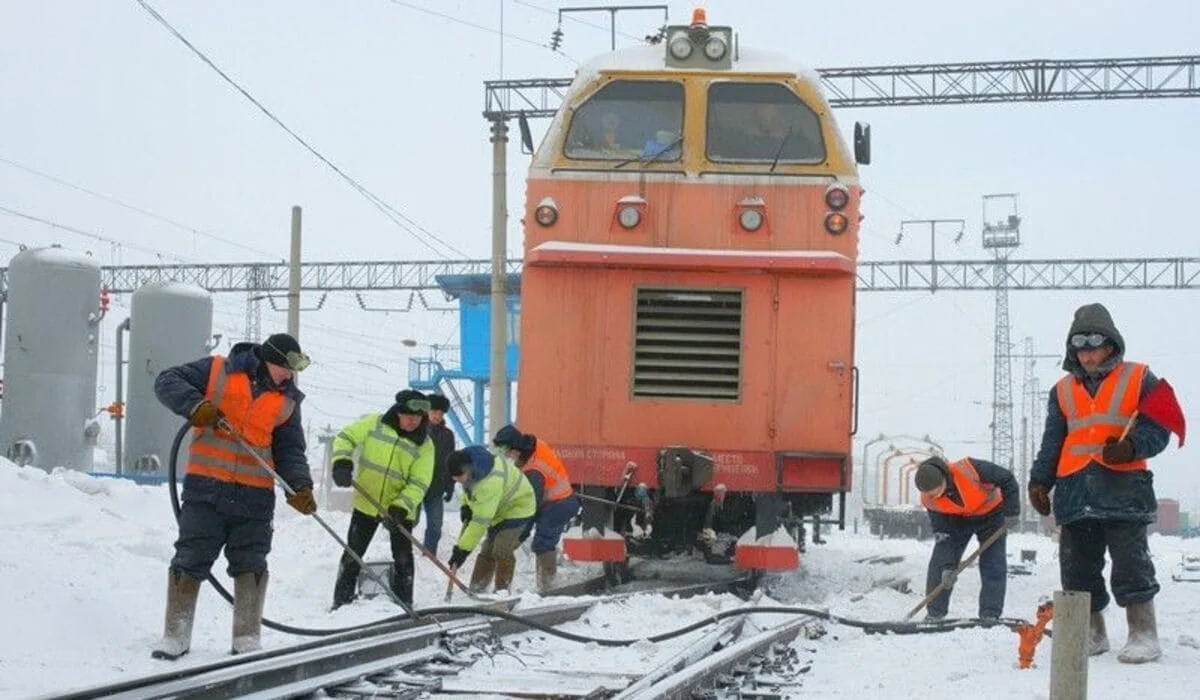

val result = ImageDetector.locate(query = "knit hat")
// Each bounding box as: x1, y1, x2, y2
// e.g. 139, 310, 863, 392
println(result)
428, 394, 451, 412
394, 389, 431, 415
259, 332, 309, 372
914, 456, 948, 493
493, 424, 525, 449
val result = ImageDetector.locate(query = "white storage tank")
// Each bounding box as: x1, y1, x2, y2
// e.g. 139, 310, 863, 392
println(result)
123, 282, 214, 476
0, 245, 103, 471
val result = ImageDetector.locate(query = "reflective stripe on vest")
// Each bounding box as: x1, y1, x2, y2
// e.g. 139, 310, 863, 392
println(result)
920, 458, 1003, 517
1055, 361, 1148, 478
524, 459, 573, 503
186, 355, 294, 491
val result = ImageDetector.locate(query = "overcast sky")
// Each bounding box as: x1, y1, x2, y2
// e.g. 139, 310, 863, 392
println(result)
1, 1, 1197, 513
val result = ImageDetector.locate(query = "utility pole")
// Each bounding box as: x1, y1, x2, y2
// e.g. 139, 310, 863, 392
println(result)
488, 118, 509, 440
287, 205, 302, 342
896, 218, 965, 292
982, 193, 1021, 471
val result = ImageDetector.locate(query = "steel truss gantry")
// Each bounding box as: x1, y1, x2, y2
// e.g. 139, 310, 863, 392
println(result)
483, 54, 1200, 118
3, 256, 1196, 295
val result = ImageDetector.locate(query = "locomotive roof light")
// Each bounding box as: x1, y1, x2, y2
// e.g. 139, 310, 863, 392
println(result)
534, 197, 559, 227
618, 205, 642, 229
667, 31, 693, 60
824, 211, 849, 235
825, 184, 850, 211
704, 34, 728, 61
690, 7, 708, 27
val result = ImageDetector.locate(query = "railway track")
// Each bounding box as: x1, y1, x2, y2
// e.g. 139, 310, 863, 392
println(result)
50, 572, 768, 700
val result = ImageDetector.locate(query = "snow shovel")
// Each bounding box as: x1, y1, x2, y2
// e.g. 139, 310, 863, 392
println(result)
218, 420, 421, 619
349, 480, 487, 604
902, 523, 1008, 622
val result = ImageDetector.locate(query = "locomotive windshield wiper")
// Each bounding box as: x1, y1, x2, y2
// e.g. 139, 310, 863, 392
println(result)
768, 125, 794, 173
614, 134, 684, 169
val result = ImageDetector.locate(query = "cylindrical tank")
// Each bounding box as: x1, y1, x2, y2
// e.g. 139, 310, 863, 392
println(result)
124, 281, 213, 476
0, 246, 103, 471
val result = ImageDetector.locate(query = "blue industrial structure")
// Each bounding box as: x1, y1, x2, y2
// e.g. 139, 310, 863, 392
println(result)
409, 273, 521, 446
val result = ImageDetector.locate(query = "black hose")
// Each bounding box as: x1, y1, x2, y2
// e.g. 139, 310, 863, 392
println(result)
167, 422, 1040, 643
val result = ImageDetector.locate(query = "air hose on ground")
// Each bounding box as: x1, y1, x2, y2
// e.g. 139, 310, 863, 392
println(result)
166, 422, 1040, 643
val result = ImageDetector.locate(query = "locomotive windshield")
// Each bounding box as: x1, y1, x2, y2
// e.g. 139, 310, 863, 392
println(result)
564, 80, 684, 162
705, 82, 826, 164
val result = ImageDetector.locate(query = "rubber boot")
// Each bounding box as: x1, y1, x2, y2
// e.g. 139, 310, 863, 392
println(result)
494, 554, 516, 592
231, 571, 269, 655
536, 551, 558, 593
151, 569, 201, 660
470, 551, 497, 592
392, 564, 414, 608
1118, 600, 1161, 664
331, 560, 359, 610
1089, 611, 1111, 656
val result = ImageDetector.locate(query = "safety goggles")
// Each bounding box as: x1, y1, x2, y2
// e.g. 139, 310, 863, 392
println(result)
400, 398, 432, 414
264, 339, 312, 372
1069, 332, 1108, 350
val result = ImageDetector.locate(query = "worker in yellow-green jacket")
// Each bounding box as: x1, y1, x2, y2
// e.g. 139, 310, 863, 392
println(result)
445, 445, 536, 592
330, 390, 434, 609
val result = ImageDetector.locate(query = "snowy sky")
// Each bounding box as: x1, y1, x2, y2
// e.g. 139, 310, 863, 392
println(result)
3, 458, 1199, 699
0, 1, 1197, 511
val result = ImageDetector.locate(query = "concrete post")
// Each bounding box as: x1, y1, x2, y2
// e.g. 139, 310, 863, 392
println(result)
1049, 590, 1090, 700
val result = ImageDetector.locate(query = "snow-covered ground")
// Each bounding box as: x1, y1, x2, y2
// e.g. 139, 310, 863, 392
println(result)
2, 458, 1197, 699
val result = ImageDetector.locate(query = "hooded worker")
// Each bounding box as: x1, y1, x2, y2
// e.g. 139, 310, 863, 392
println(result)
1028, 302, 1171, 662
445, 445, 536, 593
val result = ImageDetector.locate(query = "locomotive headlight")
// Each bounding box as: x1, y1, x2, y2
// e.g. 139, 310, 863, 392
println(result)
824, 211, 849, 235
824, 184, 850, 211
618, 205, 642, 229
534, 197, 559, 227
703, 35, 728, 61
668, 32, 693, 60
739, 208, 764, 232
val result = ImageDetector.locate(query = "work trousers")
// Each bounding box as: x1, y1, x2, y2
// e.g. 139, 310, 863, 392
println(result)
1059, 519, 1159, 612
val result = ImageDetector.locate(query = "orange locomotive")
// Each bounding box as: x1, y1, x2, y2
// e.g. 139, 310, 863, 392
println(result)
516, 10, 870, 570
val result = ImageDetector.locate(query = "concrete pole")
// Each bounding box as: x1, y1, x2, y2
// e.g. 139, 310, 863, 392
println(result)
287, 205, 302, 341
1049, 590, 1090, 700
488, 118, 509, 441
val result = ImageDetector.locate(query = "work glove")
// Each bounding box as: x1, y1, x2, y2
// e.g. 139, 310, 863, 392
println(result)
443, 487, 454, 503
940, 568, 957, 590
460, 505, 473, 524
699, 528, 716, 544
1102, 437, 1136, 464
286, 486, 317, 514
1005, 515, 1020, 532
331, 459, 354, 488
448, 546, 470, 569
1027, 484, 1051, 517
387, 505, 414, 532
189, 400, 223, 428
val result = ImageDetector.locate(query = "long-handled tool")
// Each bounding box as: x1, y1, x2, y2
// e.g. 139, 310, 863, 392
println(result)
349, 480, 486, 603
902, 523, 1008, 622
576, 490, 646, 514
218, 420, 420, 619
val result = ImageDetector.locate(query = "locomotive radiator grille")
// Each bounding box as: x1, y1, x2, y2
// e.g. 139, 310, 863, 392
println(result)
632, 287, 744, 400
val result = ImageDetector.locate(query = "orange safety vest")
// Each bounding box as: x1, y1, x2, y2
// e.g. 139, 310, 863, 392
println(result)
1055, 361, 1148, 478
921, 458, 1003, 517
522, 439, 574, 504
186, 355, 295, 491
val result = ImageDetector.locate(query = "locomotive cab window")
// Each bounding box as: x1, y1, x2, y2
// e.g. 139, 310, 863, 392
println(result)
706, 82, 825, 164
632, 288, 743, 401
564, 80, 684, 162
